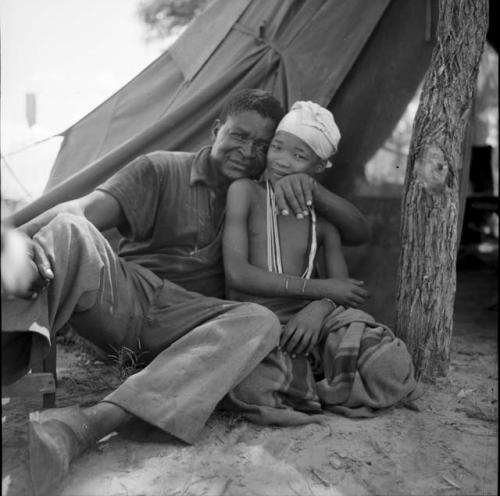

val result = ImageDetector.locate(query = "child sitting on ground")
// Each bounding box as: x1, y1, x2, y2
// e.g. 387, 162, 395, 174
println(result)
222, 101, 419, 423
223, 100, 367, 356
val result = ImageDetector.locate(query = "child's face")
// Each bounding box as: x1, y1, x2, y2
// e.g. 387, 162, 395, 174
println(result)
266, 131, 325, 183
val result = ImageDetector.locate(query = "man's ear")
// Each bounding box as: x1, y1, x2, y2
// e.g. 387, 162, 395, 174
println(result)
212, 119, 221, 140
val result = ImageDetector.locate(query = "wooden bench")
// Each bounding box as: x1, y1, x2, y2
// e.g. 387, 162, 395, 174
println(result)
2, 343, 57, 408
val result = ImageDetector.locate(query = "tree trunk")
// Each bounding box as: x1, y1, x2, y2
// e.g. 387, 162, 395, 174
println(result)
395, 0, 488, 382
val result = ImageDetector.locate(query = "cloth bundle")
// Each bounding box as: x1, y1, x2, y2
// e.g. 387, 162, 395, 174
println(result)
224, 306, 421, 425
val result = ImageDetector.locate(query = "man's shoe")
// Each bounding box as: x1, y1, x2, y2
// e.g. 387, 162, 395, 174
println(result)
29, 406, 92, 496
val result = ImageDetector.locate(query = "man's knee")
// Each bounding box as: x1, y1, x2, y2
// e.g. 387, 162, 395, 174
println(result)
37, 213, 104, 257
43, 213, 93, 238
237, 302, 281, 341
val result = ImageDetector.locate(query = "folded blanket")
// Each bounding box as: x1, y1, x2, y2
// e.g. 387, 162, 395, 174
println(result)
224, 306, 421, 425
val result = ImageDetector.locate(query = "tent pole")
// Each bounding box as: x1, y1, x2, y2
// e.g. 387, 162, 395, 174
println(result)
5, 57, 269, 228
5, 128, 162, 227
5, 88, 213, 228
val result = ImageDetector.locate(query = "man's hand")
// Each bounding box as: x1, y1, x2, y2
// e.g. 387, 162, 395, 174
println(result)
28, 237, 54, 292
320, 278, 368, 308
273, 173, 316, 219
280, 301, 326, 357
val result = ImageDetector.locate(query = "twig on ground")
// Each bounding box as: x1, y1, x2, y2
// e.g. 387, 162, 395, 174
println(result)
287, 482, 304, 496
226, 412, 245, 430
218, 478, 233, 496
367, 438, 386, 456
310, 467, 331, 487
458, 405, 497, 423
119, 480, 129, 496
441, 474, 461, 489
400, 398, 422, 411
321, 422, 333, 438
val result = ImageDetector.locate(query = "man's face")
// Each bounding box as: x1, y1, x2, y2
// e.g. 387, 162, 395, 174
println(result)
210, 110, 276, 183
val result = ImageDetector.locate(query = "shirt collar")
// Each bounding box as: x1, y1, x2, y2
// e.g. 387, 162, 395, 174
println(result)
190, 146, 220, 189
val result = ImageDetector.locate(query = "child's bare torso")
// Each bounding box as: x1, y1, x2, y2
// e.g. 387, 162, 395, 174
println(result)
247, 181, 318, 277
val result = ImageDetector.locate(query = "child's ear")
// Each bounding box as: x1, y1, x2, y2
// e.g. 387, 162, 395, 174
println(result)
315, 160, 327, 173
211, 119, 221, 140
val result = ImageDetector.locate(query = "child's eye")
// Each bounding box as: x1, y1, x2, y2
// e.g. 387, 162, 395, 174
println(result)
269, 143, 280, 150
295, 154, 306, 160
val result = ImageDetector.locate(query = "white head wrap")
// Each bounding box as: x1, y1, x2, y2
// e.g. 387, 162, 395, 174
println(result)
276, 101, 340, 168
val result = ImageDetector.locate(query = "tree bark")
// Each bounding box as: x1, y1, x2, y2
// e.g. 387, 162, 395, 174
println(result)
395, 0, 488, 382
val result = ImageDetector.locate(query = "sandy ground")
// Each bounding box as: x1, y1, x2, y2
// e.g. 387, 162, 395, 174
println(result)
2, 263, 498, 496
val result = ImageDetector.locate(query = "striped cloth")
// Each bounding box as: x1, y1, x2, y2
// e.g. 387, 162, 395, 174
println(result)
224, 305, 421, 425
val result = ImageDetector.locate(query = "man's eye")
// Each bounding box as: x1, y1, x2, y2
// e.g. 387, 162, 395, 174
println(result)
256, 142, 270, 153
230, 133, 244, 141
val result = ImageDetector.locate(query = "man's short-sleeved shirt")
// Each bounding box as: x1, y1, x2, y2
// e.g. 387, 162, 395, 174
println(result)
97, 147, 226, 298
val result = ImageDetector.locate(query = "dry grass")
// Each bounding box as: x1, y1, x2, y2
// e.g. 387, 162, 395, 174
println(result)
108, 340, 149, 379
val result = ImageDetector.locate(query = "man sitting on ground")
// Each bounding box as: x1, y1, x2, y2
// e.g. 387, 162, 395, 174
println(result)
2, 89, 370, 495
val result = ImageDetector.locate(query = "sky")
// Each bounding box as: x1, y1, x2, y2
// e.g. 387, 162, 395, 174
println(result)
0, 0, 168, 202
1, 2, 497, 205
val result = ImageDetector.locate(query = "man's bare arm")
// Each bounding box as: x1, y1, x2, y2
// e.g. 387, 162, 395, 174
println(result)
320, 219, 368, 308
20, 190, 125, 238
272, 174, 371, 246
320, 219, 349, 279
14, 190, 125, 295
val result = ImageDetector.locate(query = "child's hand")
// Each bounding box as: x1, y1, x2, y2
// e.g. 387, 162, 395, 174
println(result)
280, 301, 325, 356
322, 278, 368, 308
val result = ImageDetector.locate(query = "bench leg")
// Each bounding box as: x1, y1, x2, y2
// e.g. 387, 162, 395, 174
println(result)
42, 345, 57, 408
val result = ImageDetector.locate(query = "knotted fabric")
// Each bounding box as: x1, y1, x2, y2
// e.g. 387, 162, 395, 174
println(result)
276, 101, 341, 168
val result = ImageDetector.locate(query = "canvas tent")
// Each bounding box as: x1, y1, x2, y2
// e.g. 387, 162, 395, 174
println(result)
10, 0, 442, 323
